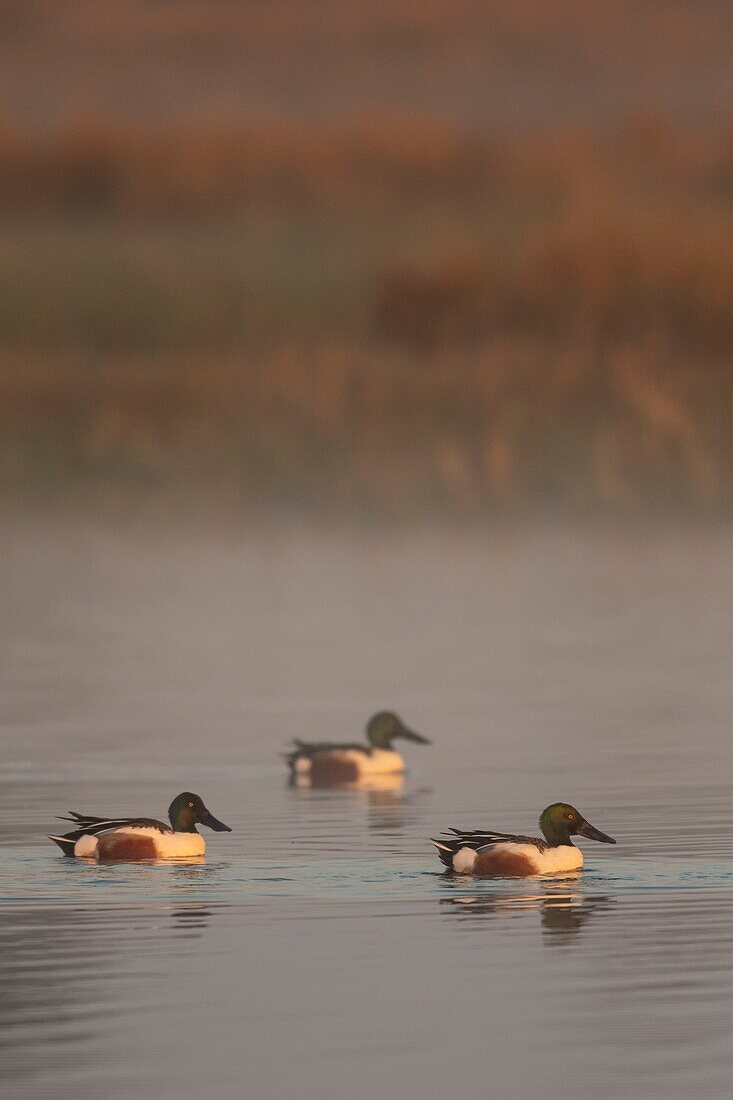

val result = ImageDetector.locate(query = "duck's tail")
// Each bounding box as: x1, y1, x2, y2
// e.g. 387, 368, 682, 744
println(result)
430, 838, 458, 870
47, 832, 79, 857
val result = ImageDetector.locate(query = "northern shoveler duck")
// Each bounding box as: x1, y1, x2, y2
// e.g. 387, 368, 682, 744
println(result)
48, 792, 232, 860
431, 802, 616, 877
286, 711, 430, 783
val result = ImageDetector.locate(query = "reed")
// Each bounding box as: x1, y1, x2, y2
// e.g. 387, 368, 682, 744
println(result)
1, 343, 730, 513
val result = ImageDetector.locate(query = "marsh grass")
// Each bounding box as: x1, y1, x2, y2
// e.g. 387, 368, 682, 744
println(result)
2, 342, 730, 514
0, 111, 731, 512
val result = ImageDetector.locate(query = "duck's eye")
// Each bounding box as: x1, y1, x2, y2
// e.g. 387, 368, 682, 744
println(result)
567, 812, 574, 821
188, 802, 194, 808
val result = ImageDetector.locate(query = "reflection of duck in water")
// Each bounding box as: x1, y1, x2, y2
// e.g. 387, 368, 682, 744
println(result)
440, 887, 613, 939
285, 711, 430, 785
170, 903, 215, 933
366, 783, 433, 834
540, 894, 614, 939
289, 767, 431, 834
431, 802, 615, 877
48, 792, 232, 860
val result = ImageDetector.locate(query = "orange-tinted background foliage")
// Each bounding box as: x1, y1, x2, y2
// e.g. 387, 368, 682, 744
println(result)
1, 1, 731, 514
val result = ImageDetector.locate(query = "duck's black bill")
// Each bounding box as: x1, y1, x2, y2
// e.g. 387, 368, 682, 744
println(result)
400, 728, 430, 744
200, 810, 232, 832
578, 819, 615, 844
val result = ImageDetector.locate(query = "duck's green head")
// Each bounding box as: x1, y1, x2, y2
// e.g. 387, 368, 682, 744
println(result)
366, 711, 430, 749
539, 803, 616, 848
168, 792, 232, 834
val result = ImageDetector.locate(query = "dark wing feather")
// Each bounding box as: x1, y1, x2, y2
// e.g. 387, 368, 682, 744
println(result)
285, 740, 371, 769
436, 829, 547, 855
57, 813, 171, 835
293, 740, 371, 756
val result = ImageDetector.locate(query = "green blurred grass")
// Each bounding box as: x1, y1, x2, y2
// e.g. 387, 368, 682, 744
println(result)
0, 218, 366, 351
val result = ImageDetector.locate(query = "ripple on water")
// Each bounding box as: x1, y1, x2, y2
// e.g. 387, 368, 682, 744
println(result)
2, 844, 732, 908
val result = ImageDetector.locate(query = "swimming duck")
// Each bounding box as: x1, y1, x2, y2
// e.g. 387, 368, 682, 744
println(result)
48, 792, 232, 860
286, 711, 430, 782
431, 802, 615, 876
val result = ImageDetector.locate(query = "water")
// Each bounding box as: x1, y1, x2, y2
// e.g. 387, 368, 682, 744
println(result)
2, 514, 732, 1099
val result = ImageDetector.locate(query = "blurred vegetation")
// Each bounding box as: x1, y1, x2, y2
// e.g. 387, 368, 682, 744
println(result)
0, 109, 731, 513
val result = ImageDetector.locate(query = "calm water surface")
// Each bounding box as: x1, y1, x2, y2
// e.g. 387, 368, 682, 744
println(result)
1, 515, 732, 1099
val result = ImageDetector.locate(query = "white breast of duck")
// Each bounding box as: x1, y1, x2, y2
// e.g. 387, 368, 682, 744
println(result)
346, 748, 405, 775
75, 826, 206, 860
